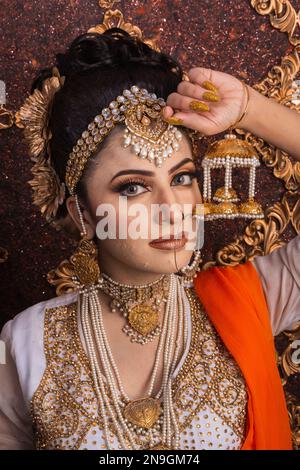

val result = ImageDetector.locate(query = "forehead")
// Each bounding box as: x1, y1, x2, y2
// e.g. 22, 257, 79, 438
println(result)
94, 125, 193, 176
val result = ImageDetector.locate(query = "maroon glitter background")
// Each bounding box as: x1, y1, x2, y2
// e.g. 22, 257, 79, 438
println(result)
0, 0, 298, 326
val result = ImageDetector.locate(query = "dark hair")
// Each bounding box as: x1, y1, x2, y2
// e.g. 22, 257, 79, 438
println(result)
31, 28, 184, 219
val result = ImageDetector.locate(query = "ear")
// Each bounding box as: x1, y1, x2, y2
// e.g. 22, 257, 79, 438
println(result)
65, 195, 96, 239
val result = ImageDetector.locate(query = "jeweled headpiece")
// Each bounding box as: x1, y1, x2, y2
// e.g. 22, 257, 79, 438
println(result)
65, 85, 183, 195
16, 68, 189, 225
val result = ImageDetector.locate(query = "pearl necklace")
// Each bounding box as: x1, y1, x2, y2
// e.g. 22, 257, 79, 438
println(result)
79, 273, 188, 450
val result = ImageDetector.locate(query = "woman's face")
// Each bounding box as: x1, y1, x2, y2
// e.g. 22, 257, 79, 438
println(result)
75, 126, 202, 282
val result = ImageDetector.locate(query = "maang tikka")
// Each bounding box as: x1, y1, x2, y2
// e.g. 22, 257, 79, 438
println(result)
66, 86, 184, 196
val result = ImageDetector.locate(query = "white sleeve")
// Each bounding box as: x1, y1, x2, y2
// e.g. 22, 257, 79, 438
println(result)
250, 235, 300, 336
0, 320, 35, 449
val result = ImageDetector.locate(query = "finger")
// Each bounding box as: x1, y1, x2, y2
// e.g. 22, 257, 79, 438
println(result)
162, 105, 187, 126
188, 67, 217, 91
166, 91, 211, 114
188, 67, 230, 91
162, 105, 174, 120
187, 67, 213, 84
166, 110, 213, 135
177, 81, 221, 103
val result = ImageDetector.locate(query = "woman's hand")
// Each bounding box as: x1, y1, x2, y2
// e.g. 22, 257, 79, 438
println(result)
163, 67, 249, 136
163, 67, 300, 162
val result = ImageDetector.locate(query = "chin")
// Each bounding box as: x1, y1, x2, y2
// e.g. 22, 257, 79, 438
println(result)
143, 250, 193, 274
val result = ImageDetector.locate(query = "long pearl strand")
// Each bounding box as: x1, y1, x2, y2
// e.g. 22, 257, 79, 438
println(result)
79, 273, 187, 449
81, 288, 135, 449
162, 275, 180, 446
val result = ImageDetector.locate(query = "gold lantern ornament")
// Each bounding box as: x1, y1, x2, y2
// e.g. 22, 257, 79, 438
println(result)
201, 132, 264, 220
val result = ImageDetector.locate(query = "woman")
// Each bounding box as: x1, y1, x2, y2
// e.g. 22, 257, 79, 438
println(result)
0, 28, 299, 451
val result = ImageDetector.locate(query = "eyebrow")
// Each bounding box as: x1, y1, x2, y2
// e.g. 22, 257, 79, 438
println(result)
110, 157, 195, 183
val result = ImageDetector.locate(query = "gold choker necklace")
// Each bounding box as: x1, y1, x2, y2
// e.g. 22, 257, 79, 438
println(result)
99, 273, 171, 345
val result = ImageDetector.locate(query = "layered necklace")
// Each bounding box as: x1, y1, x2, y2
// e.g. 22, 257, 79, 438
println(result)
79, 272, 189, 450
100, 272, 170, 344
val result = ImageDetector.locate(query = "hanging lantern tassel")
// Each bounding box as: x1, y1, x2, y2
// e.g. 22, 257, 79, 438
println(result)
201, 133, 264, 220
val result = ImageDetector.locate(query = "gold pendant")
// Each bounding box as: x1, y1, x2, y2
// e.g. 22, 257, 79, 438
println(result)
123, 397, 161, 429
128, 304, 160, 336
125, 104, 169, 143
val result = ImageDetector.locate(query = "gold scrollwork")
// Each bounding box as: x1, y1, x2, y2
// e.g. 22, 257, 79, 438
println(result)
202, 191, 297, 270
251, 0, 300, 47
47, 259, 77, 296
280, 322, 300, 382
278, 323, 300, 449
0, 104, 14, 130
99, 0, 120, 9
88, 9, 159, 52
235, 49, 300, 191
285, 392, 300, 449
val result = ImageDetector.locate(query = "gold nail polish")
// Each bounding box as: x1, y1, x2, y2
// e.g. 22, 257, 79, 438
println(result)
202, 91, 220, 102
202, 81, 219, 94
165, 117, 184, 125
189, 100, 210, 112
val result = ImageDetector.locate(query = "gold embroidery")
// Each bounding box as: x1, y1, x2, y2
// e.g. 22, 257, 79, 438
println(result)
173, 288, 248, 440
30, 287, 248, 449
30, 304, 101, 449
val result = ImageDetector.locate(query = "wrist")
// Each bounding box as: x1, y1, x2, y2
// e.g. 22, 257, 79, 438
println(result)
237, 85, 267, 133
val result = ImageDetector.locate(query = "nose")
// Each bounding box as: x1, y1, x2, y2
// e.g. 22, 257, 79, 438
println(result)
154, 187, 184, 226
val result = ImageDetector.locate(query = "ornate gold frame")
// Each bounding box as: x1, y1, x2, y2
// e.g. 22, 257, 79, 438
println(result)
251, 0, 300, 47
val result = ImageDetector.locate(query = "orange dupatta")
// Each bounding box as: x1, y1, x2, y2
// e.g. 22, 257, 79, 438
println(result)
193, 259, 293, 450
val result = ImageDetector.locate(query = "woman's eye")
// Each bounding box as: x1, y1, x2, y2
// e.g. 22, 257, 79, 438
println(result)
119, 183, 148, 197
171, 171, 196, 186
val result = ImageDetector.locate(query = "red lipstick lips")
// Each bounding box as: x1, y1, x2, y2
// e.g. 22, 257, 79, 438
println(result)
149, 232, 187, 251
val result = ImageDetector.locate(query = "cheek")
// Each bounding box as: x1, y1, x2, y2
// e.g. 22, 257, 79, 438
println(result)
101, 237, 148, 266
95, 199, 151, 243
87, 188, 124, 228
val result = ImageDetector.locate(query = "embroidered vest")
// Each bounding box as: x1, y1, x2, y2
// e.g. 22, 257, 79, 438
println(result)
30, 289, 248, 449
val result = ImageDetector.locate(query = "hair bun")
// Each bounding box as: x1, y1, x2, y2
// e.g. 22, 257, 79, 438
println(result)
55, 28, 180, 76
31, 28, 182, 93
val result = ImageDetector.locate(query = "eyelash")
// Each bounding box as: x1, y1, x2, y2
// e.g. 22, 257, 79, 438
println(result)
115, 170, 198, 197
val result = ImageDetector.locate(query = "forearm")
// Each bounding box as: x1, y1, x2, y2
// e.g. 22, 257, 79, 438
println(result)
239, 86, 300, 161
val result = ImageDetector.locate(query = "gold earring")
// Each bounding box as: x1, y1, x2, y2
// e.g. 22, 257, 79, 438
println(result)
71, 194, 101, 288
179, 249, 202, 285
71, 237, 101, 288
